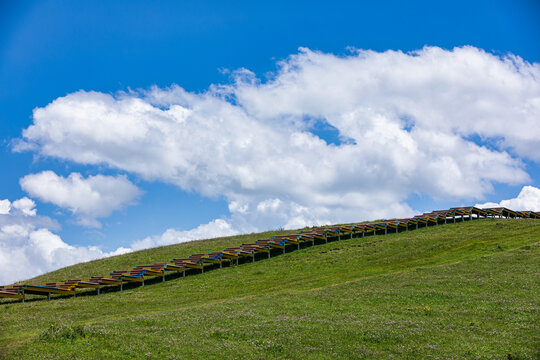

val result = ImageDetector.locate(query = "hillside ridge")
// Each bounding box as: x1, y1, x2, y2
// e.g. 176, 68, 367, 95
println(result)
1, 216, 538, 359
1, 205, 538, 303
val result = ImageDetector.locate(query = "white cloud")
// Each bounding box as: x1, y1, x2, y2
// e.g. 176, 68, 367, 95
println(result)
14, 46, 539, 230
0, 199, 58, 231
0, 199, 242, 284
476, 185, 540, 212
0, 199, 10, 215
0, 224, 131, 285
20, 171, 142, 227
12, 197, 37, 216
256, 198, 282, 213
228, 201, 248, 214
0, 196, 242, 285
129, 219, 239, 251
0, 197, 132, 285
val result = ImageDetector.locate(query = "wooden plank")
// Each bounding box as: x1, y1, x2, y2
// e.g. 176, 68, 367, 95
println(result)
23, 285, 75, 295
0, 291, 23, 299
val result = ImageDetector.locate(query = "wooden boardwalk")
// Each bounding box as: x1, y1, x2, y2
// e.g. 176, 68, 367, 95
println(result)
1, 206, 538, 303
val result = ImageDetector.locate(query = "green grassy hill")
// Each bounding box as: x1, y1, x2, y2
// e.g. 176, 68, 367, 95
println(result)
1, 219, 539, 359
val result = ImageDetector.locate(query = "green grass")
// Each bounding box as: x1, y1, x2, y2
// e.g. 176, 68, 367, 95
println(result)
1, 219, 539, 359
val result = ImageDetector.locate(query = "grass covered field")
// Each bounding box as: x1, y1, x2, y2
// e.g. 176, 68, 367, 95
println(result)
0, 219, 539, 359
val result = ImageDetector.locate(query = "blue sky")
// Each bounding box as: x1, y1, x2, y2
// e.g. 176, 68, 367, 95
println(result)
0, 0, 539, 284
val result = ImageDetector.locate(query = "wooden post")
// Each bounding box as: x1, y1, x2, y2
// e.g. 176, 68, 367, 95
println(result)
120, 283, 123, 291
97, 288, 101, 295
47, 293, 51, 301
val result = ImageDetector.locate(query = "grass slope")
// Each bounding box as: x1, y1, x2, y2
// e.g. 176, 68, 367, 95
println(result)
0, 219, 539, 359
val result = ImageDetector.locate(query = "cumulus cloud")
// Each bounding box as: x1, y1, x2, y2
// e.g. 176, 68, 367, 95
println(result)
0, 223, 131, 285
476, 185, 540, 212
0, 198, 58, 231
14, 46, 539, 230
20, 171, 142, 227
0, 198, 242, 284
0, 199, 11, 215
12, 197, 37, 216
0, 196, 239, 285
0, 197, 131, 285
130, 219, 239, 251
0, 198, 37, 217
